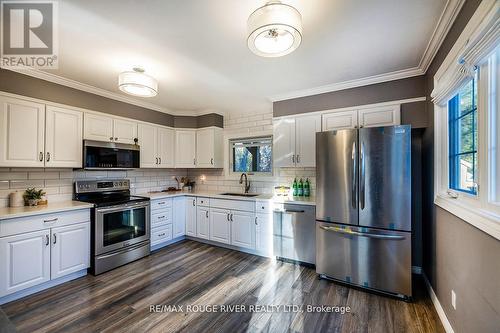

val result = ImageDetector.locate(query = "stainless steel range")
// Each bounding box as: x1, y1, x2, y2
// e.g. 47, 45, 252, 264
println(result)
74, 179, 150, 275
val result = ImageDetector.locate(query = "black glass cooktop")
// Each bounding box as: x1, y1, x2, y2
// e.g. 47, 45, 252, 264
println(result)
75, 191, 149, 208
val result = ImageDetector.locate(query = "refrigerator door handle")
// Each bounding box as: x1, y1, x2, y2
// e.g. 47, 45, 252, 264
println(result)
351, 140, 357, 209
360, 141, 366, 210
319, 225, 405, 240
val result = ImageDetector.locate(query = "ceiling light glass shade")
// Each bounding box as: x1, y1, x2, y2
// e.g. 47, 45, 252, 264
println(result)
118, 69, 158, 97
247, 2, 302, 57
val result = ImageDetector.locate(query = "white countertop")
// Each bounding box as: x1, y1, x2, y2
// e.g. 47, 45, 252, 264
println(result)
143, 190, 316, 206
0, 201, 93, 220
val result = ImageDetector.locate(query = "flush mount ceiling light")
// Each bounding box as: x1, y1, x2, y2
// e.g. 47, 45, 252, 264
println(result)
118, 67, 158, 97
247, 1, 302, 57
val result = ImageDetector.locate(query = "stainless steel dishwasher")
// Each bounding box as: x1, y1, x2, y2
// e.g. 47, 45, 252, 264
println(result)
273, 204, 316, 265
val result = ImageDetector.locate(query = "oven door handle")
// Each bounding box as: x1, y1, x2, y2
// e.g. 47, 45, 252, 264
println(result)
96, 202, 150, 213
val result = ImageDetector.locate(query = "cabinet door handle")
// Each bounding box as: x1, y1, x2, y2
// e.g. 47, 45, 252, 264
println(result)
230, 213, 233, 222
296, 155, 300, 163
53, 234, 57, 244
255, 216, 258, 225
155, 157, 158, 165
110, 137, 114, 141
211, 158, 214, 165
227, 213, 230, 221
206, 211, 208, 218
194, 158, 196, 165
159, 157, 161, 164
192, 199, 196, 206
46, 152, 50, 162
292, 155, 295, 163
114, 137, 118, 141
45, 234, 49, 246
39, 152, 43, 161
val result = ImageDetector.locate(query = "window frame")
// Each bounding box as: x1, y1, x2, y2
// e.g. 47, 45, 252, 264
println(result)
447, 74, 478, 195
228, 136, 273, 176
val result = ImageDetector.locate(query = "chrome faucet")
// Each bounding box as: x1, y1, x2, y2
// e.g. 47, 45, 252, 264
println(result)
239, 173, 251, 193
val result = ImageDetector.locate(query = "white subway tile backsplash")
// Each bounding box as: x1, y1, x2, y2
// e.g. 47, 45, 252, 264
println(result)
0, 172, 27, 180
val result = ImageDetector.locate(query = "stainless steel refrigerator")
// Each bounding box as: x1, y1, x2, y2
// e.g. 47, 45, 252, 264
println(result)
315, 125, 412, 299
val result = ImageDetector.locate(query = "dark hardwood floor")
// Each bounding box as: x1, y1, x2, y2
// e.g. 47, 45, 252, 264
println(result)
1, 240, 444, 333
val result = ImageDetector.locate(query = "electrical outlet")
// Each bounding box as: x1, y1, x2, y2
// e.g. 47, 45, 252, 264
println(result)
451, 290, 457, 310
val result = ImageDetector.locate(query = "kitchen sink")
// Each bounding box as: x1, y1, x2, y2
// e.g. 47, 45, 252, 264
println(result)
220, 192, 260, 197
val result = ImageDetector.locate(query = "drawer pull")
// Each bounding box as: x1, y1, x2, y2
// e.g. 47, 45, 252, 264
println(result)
45, 234, 49, 246
43, 218, 58, 223
157, 202, 166, 205
158, 233, 166, 237
158, 216, 165, 219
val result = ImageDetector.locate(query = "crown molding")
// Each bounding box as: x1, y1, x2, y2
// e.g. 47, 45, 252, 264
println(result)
270, 66, 425, 102
2, 66, 183, 114
418, 0, 466, 73
270, 0, 466, 102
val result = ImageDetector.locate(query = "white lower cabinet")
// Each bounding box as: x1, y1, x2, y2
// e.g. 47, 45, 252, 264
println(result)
196, 206, 210, 239
173, 197, 186, 238
151, 225, 173, 247
185, 197, 197, 237
0, 210, 91, 298
255, 213, 273, 256
209, 208, 231, 244
0, 230, 51, 297
231, 211, 255, 250
50, 223, 90, 280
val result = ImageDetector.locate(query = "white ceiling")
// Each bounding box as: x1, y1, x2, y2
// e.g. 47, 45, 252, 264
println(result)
41, 0, 448, 115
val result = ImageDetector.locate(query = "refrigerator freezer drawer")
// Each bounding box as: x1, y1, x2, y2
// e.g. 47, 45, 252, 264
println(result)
316, 221, 411, 297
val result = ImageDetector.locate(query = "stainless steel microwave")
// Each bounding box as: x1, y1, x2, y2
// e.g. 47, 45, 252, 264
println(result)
83, 140, 140, 169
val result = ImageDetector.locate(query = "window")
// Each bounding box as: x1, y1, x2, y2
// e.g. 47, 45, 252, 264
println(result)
448, 71, 478, 195
230, 136, 272, 174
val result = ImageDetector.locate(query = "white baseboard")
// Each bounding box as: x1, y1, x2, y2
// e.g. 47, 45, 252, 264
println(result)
422, 273, 455, 333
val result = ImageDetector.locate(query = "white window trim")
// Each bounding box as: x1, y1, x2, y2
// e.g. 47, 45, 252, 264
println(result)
433, 0, 500, 240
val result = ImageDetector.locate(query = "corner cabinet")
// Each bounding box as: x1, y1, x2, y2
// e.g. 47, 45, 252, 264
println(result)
0, 96, 83, 168
196, 127, 223, 168
273, 114, 321, 168
175, 130, 196, 168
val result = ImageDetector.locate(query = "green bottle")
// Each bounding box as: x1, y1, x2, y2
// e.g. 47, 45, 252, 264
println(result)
304, 178, 310, 197
298, 178, 304, 196
292, 178, 298, 196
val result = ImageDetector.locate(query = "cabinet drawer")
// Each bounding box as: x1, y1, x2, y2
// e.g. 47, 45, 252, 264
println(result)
151, 199, 172, 211
210, 198, 254, 212
151, 210, 172, 227
196, 197, 210, 207
0, 209, 91, 237
151, 225, 172, 245
255, 200, 272, 213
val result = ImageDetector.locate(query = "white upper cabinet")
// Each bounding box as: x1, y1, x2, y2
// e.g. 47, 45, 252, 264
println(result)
84, 113, 113, 142
273, 115, 321, 167
138, 124, 175, 168
158, 127, 175, 168
175, 130, 196, 168
45, 106, 83, 168
273, 118, 296, 167
295, 115, 321, 167
84, 113, 138, 144
113, 118, 138, 144
196, 127, 223, 168
322, 110, 358, 131
138, 123, 158, 168
322, 104, 400, 131
0, 96, 45, 167
50, 223, 90, 280
358, 105, 400, 128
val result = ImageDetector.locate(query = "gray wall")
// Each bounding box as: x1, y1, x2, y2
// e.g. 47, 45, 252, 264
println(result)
273, 75, 426, 117
0, 69, 223, 128
422, 0, 500, 331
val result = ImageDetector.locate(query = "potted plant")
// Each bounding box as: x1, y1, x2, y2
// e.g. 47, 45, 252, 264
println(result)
23, 188, 46, 206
